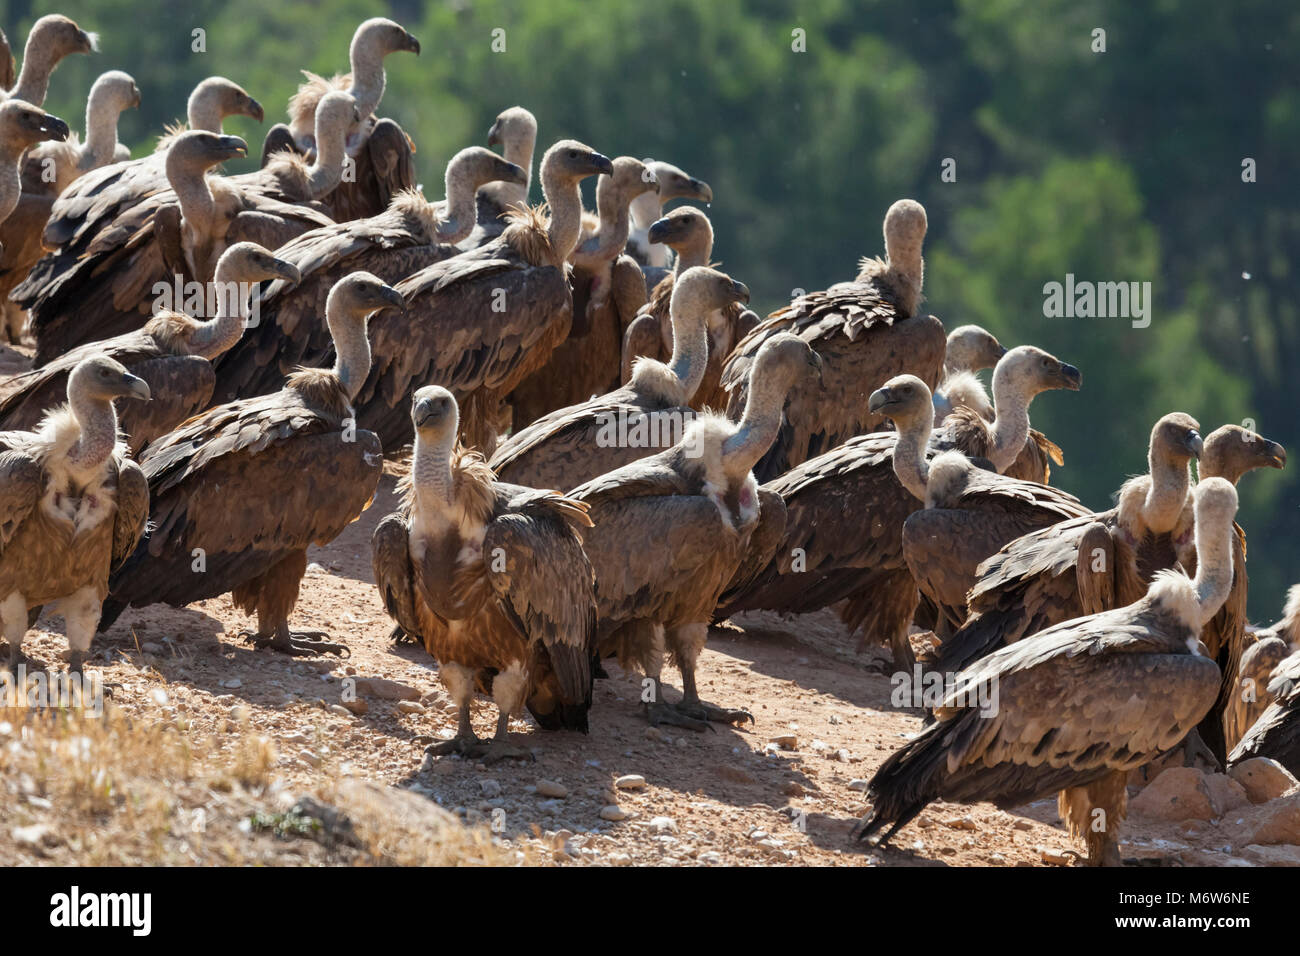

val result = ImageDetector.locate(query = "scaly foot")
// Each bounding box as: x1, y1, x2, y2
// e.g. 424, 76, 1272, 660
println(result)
644, 699, 713, 732
677, 697, 754, 726
239, 629, 350, 658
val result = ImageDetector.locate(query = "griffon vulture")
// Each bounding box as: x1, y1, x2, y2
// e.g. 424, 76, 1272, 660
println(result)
855, 478, 1239, 867
259, 17, 419, 222
625, 159, 712, 284
1223, 584, 1300, 756
0, 356, 150, 675
506, 156, 658, 425
491, 266, 751, 490
0, 99, 70, 225
718, 199, 944, 482
349, 139, 613, 457
0, 243, 300, 452
472, 106, 537, 244
210, 147, 526, 405
372, 387, 597, 760
620, 207, 760, 410
570, 333, 821, 728
715, 346, 1081, 668
99, 273, 405, 656
0, 15, 96, 107
19, 128, 335, 364
931, 324, 1007, 423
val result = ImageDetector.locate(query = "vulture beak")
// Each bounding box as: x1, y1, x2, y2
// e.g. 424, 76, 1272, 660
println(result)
487, 121, 502, 148
1057, 363, 1082, 391
377, 285, 408, 316
404, 32, 421, 54
130, 88, 142, 109
590, 153, 615, 177
1265, 440, 1287, 469
78, 30, 98, 53
730, 280, 750, 305
689, 179, 713, 203
120, 374, 152, 402
502, 160, 528, 186
807, 350, 825, 385
997, 344, 1009, 358
868, 387, 893, 414
413, 398, 439, 428
269, 258, 302, 288
216, 135, 248, 160
40, 113, 71, 142
247, 98, 265, 123
647, 218, 677, 245
1186, 430, 1205, 459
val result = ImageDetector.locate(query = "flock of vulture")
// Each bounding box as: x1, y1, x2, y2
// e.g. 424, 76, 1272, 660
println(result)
0, 14, 1296, 867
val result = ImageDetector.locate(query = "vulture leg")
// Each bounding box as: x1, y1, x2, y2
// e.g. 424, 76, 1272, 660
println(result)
2, 592, 34, 673
63, 585, 101, 677
424, 663, 485, 757
669, 623, 753, 726
233, 551, 349, 657
632, 622, 710, 730
1058, 771, 1127, 867
478, 662, 533, 764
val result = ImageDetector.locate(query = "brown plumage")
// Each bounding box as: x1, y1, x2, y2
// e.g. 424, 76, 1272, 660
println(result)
372, 386, 596, 760
1227, 586, 1300, 772
0, 355, 150, 675
490, 266, 751, 491
99, 273, 405, 657
259, 18, 420, 222
472, 106, 537, 244
716, 347, 1081, 668
349, 140, 613, 457
0, 243, 299, 453
858, 478, 1238, 866
570, 333, 820, 728
0, 99, 69, 224
507, 156, 658, 425
718, 198, 945, 482
210, 148, 526, 405
620, 207, 760, 410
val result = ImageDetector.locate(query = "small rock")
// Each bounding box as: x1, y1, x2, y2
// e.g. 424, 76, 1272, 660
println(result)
12, 824, 55, 848
945, 816, 978, 831
648, 816, 677, 833
396, 700, 425, 715
783, 781, 804, 797
537, 779, 567, 799
1039, 846, 1074, 866
1202, 773, 1250, 815
600, 805, 632, 821
229, 705, 249, 721
614, 774, 646, 791
1229, 757, 1298, 804
327, 704, 353, 719
645, 727, 668, 742
339, 698, 368, 716
698, 851, 722, 864
298, 750, 322, 768
1242, 791, 1300, 845
848, 779, 870, 792
141, 642, 164, 655
353, 677, 421, 701
1129, 767, 1216, 822
148, 688, 169, 706
1012, 818, 1032, 831
220, 678, 242, 690
480, 779, 502, 798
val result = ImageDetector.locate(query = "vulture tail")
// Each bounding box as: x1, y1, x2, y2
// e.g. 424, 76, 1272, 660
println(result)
931, 606, 1020, 676
97, 597, 126, 634
853, 713, 968, 845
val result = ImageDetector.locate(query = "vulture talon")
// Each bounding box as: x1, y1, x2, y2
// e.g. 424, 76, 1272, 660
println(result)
475, 740, 534, 765
424, 735, 482, 758
678, 699, 754, 727
644, 700, 712, 732
240, 629, 350, 658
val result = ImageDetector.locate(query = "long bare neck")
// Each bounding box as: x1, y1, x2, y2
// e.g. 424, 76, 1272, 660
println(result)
1192, 518, 1234, 625
892, 411, 934, 502
665, 299, 709, 402
348, 38, 386, 119
722, 364, 797, 475
188, 262, 248, 358
66, 393, 118, 472
630, 192, 666, 268
1145, 454, 1191, 533
188, 87, 225, 132
168, 158, 217, 233
988, 367, 1031, 472
329, 315, 370, 400
672, 233, 712, 274
504, 136, 533, 202
307, 124, 346, 197
436, 162, 479, 243
12, 41, 55, 106
412, 428, 458, 517
80, 95, 122, 170
0, 144, 24, 221
588, 183, 636, 261
542, 169, 583, 262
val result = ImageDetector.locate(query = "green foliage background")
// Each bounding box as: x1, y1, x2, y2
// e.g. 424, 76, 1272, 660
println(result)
3, 0, 1296, 617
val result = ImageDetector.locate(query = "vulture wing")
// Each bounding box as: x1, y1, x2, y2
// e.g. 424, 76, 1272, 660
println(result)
371, 511, 420, 638
111, 458, 149, 570
0, 449, 43, 550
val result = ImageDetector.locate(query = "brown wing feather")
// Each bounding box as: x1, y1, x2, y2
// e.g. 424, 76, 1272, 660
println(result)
371, 511, 420, 638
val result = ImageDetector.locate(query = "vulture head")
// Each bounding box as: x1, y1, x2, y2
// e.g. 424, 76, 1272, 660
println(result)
90, 70, 142, 116
354, 17, 421, 59
412, 385, 457, 437
1200, 424, 1286, 485
672, 265, 749, 320
329, 271, 407, 322
607, 156, 660, 203
883, 198, 927, 273
218, 241, 301, 287
191, 76, 264, 126
648, 206, 714, 257
70, 355, 152, 405
28, 14, 98, 60
0, 99, 69, 152
542, 139, 614, 184
944, 324, 1006, 374
869, 374, 933, 428
167, 130, 247, 176
1151, 412, 1205, 468
643, 160, 712, 205
487, 106, 537, 154
453, 146, 528, 191
991, 345, 1081, 401
752, 330, 823, 387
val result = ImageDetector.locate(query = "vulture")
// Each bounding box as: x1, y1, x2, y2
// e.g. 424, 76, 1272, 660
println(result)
931, 324, 1007, 423
472, 106, 537, 244
570, 333, 822, 728
1224, 584, 1300, 756
855, 477, 1240, 866
0, 355, 150, 675
259, 17, 419, 222
507, 155, 658, 426
936, 420, 1284, 721
719, 198, 945, 482
99, 273, 405, 656
38, 76, 264, 254
0, 99, 70, 226
491, 266, 752, 491
0, 71, 140, 342
19, 123, 336, 365
624, 159, 713, 285
0, 242, 301, 453
350, 139, 613, 457
716, 345, 1081, 668
372, 387, 597, 760
620, 207, 760, 410
210, 147, 527, 405
0, 15, 96, 108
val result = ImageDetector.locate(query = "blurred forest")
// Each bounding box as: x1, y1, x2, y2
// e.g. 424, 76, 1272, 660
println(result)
1, 0, 1296, 616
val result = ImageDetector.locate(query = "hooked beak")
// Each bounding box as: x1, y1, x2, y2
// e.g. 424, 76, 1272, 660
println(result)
270, 258, 302, 287
378, 285, 408, 316
1186, 431, 1205, 459
121, 374, 152, 402
404, 32, 421, 55
78, 30, 98, 54
647, 218, 676, 245
689, 178, 713, 203
1058, 363, 1082, 391
502, 160, 528, 186
216, 135, 248, 160
41, 113, 71, 142
730, 280, 750, 305
487, 121, 502, 148
413, 399, 438, 428
247, 98, 265, 123
1266, 441, 1287, 469
868, 387, 893, 415
808, 350, 824, 385
590, 152, 615, 176
130, 88, 142, 109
